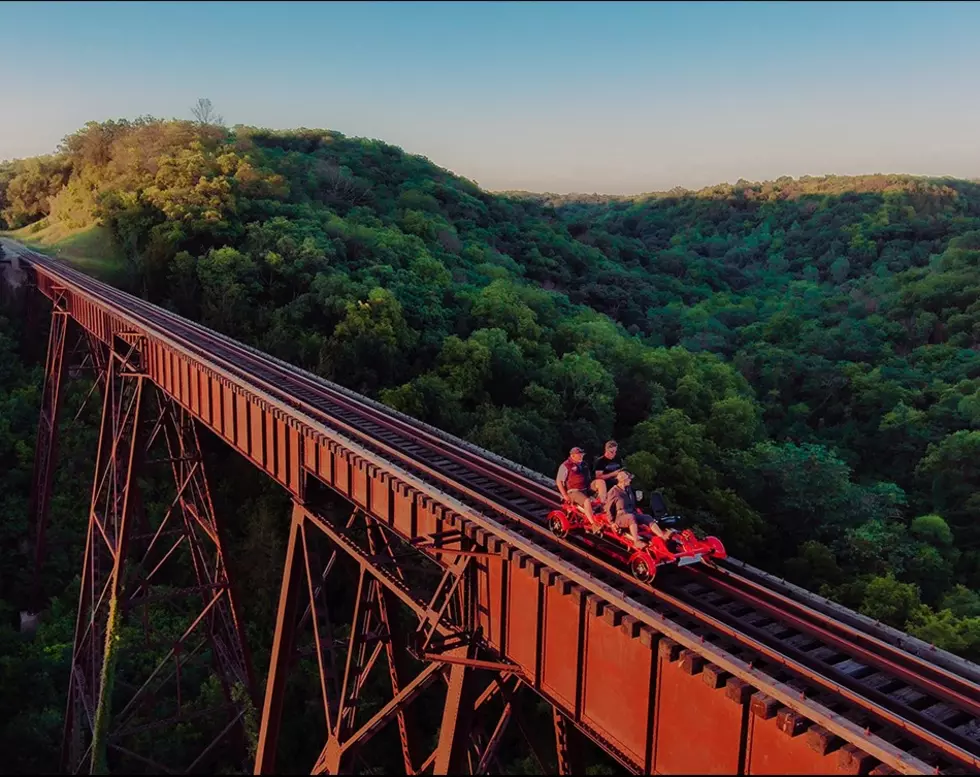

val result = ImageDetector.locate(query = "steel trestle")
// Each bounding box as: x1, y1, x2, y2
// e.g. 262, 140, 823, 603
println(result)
59, 335, 255, 774
14, 245, 980, 776
255, 502, 528, 775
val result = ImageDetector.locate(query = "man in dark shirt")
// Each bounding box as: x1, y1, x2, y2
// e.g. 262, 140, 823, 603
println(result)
592, 439, 623, 501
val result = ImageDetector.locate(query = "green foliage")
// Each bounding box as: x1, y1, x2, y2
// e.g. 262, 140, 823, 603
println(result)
910, 513, 954, 547
942, 585, 980, 618
0, 155, 72, 228
860, 574, 921, 628
906, 606, 980, 662
916, 431, 980, 546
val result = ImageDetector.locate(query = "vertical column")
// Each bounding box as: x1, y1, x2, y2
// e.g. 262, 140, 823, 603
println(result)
433, 650, 482, 774
27, 291, 70, 613
159, 399, 256, 704
432, 552, 482, 776
367, 520, 423, 774
61, 338, 146, 774
103, 393, 258, 770
255, 505, 305, 775
553, 707, 583, 776
62, 341, 259, 774
22, 271, 41, 362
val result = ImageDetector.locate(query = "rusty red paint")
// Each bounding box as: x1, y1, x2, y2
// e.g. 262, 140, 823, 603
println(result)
746, 696, 846, 775
504, 562, 540, 676
581, 603, 655, 765
28, 303, 71, 611
653, 647, 746, 774
541, 579, 581, 712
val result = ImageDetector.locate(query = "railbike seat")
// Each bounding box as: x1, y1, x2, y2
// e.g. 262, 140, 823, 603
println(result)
649, 492, 668, 519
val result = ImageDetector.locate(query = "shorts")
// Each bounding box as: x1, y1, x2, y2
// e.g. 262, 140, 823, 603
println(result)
614, 511, 637, 530
567, 490, 591, 509
615, 512, 652, 529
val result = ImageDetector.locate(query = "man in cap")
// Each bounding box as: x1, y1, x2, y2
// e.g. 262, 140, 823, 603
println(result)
556, 446, 596, 528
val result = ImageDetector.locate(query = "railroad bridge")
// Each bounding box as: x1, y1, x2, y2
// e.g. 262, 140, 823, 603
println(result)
3, 239, 980, 775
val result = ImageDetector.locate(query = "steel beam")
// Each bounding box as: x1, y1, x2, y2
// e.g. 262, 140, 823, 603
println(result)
553, 706, 582, 776
472, 690, 513, 774
62, 338, 146, 774
105, 394, 256, 767
254, 506, 304, 774
60, 339, 255, 774
258, 503, 514, 776
433, 647, 482, 775
366, 521, 424, 774
27, 290, 70, 612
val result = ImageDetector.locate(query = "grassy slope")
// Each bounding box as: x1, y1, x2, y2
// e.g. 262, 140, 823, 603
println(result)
2, 220, 126, 283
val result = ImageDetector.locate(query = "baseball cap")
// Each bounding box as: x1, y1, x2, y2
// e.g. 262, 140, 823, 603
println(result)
569, 446, 585, 455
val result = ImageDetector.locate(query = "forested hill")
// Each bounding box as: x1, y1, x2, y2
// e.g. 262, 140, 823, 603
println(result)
3, 118, 980, 663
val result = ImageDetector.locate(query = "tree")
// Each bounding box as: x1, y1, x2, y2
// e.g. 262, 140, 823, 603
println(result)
906, 606, 980, 661
735, 441, 855, 548
540, 352, 616, 452
910, 514, 954, 547
0, 155, 71, 227
195, 246, 262, 335
784, 541, 843, 590
319, 288, 419, 394
190, 97, 224, 126
916, 431, 980, 546
860, 574, 921, 628
941, 585, 980, 618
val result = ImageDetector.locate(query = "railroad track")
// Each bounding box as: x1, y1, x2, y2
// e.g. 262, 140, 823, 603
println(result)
14, 245, 980, 774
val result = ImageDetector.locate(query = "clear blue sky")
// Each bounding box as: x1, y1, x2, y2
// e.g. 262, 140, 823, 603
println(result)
2, 1, 978, 194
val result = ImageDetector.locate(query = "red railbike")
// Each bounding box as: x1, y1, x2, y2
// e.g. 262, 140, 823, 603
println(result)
547, 491, 727, 583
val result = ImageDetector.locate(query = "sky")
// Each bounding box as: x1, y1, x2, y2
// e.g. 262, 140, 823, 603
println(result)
1, 0, 979, 194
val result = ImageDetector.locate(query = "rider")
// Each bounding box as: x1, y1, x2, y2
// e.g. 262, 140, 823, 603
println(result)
556, 446, 596, 529
605, 470, 674, 548
591, 439, 623, 502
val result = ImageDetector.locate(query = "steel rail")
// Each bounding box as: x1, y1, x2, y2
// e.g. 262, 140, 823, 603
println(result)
13, 247, 972, 761
662, 571, 980, 768
6, 243, 560, 507
723, 557, 980, 686
692, 565, 980, 719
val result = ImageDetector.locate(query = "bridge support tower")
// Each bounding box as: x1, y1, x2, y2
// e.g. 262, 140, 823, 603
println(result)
26, 314, 257, 774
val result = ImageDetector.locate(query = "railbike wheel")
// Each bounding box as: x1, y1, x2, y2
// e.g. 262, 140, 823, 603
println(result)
631, 555, 656, 584
550, 515, 568, 539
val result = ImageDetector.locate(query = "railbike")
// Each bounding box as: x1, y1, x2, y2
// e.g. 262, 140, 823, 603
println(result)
547, 491, 726, 583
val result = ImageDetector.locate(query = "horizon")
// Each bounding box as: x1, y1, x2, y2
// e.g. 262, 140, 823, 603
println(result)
2, 1, 979, 194
8, 114, 980, 198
